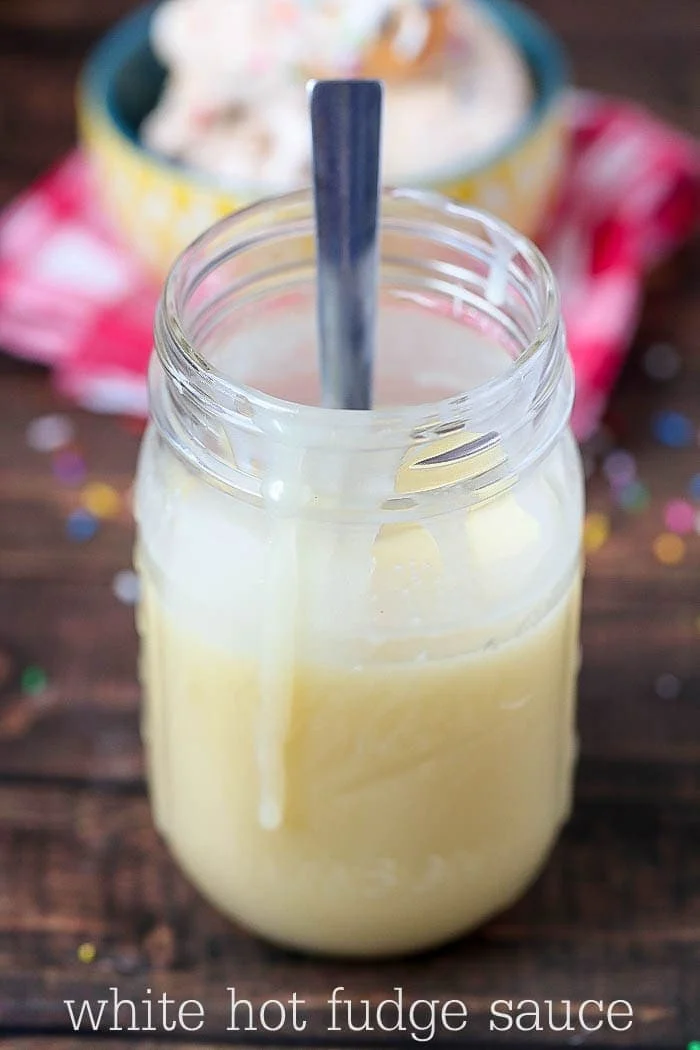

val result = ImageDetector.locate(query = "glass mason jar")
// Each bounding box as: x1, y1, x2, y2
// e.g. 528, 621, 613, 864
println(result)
134, 189, 584, 959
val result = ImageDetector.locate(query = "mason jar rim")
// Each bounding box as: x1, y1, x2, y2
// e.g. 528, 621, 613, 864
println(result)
158, 187, 563, 436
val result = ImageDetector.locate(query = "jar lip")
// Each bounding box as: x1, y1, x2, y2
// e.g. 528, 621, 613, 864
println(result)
160, 186, 561, 433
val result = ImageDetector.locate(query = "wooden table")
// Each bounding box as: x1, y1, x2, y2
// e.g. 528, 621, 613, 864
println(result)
0, 1, 698, 1047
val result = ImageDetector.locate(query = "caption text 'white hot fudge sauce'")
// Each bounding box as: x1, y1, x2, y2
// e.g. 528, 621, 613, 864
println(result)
134, 193, 584, 957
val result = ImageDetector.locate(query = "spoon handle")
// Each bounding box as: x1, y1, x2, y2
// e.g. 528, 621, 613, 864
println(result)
310, 79, 383, 410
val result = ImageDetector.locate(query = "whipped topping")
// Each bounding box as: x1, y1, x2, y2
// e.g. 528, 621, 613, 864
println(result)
141, 0, 532, 188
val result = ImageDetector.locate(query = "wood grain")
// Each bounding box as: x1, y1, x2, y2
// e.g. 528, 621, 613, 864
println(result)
1, 0, 699, 1046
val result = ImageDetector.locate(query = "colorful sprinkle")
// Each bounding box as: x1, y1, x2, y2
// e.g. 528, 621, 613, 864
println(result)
652, 533, 686, 566
66, 509, 99, 543
652, 410, 694, 449
21, 665, 48, 696
603, 450, 636, 488
77, 942, 96, 964
642, 342, 681, 382
81, 482, 121, 520
26, 414, 75, 453
52, 450, 87, 486
688, 473, 700, 501
664, 499, 695, 535
654, 673, 682, 700
617, 480, 651, 513
584, 512, 610, 554
112, 570, 140, 606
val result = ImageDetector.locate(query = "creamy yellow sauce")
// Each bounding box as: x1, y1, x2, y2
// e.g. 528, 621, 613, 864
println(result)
137, 528, 580, 956
135, 305, 582, 957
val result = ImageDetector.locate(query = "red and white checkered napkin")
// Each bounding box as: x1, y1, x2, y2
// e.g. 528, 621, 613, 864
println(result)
0, 93, 698, 439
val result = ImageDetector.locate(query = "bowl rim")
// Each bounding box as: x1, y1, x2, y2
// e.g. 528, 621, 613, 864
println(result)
79, 0, 570, 196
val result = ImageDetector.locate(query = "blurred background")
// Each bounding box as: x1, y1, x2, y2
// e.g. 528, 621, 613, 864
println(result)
0, 0, 699, 1045
2, 0, 699, 189
3, 0, 699, 197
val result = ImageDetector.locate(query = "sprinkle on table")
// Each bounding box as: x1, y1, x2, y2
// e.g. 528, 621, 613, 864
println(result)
663, 499, 696, 535
52, 449, 87, 486
113, 570, 140, 606
25, 414, 75, 453
616, 480, 651, 513
654, 673, 682, 700
21, 665, 48, 696
584, 512, 610, 554
642, 342, 682, 382
603, 449, 637, 488
66, 509, 99, 543
652, 410, 694, 449
652, 532, 686, 566
81, 482, 121, 519
77, 942, 96, 964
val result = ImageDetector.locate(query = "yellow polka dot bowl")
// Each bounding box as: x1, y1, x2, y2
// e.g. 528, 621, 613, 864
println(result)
78, 0, 570, 278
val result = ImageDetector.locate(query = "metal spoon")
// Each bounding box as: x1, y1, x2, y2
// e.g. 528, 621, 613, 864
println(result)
309, 79, 383, 410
